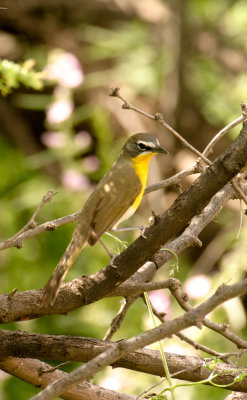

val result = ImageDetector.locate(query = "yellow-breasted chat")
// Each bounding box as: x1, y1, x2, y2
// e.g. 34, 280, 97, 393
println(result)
39, 133, 168, 306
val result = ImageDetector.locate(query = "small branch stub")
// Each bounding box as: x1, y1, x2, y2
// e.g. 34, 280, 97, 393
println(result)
241, 102, 247, 120
109, 87, 120, 97
154, 112, 163, 121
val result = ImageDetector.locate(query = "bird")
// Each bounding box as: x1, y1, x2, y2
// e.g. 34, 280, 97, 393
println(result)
39, 133, 168, 306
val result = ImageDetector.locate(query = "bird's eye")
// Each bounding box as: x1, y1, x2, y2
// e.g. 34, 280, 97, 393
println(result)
138, 142, 147, 150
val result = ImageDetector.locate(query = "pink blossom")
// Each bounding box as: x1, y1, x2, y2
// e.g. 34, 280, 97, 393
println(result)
75, 131, 92, 150
45, 51, 84, 88
61, 169, 90, 191
184, 275, 211, 299
41, 131, 67, 148
149, 290, 171, 316
83, 155, 100, 172
46, 99, 73, 124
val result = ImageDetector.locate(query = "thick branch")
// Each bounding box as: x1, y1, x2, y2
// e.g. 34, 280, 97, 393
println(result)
225, 393, 247, 400
0, 126, 246, 323
45, 122, 247, 309
0, 356, 134, 400
1, 181, 247, 323
1, 330, 247, 392
31, 279, 247, 399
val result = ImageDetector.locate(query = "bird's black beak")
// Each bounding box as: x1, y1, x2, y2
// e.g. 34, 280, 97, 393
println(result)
155, 144, 168, 154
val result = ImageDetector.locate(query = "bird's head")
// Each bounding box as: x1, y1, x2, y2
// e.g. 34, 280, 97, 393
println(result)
121, 133, 168, 159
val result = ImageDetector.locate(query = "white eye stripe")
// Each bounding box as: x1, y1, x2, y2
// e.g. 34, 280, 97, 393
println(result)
137, 140, 156, 148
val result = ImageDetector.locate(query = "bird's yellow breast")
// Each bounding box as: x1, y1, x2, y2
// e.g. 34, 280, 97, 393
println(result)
131, 153, 156, 210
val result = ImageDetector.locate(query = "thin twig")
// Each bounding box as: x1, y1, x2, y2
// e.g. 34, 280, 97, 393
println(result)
231, 178, 247, 205
10, 190, 57, 241
141, 295, 233, 363
202, 116, 244, 157
103, 297, 136, 340
110, 87, 247, 207
136, 366, 201, 400
0, 165, 198, 252
0, 211, 81, 251
42, 361, 71, 374
170, 283, 247, 349
144, 162, 203, 195
176, 332, 233, 363
109, 87, 212, 165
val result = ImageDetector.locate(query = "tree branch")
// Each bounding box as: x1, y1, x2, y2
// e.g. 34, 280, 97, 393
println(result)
0, 211, 81, 251
144, 162, 203, 194
30, 278, 247, 399
0, 166, 198, 251
3, 190, 57, 249
28, 121, 247, 318
1, 182, 247, 323
110, 88, 247, 206
2, 330, 247, 393
0, 356, 135, 400
109, 87, 212, 164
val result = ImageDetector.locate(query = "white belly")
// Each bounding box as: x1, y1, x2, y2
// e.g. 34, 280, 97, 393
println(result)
113, 206, 136, 229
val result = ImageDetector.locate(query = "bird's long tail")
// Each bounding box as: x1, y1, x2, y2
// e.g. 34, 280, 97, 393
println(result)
39, 227, 87, 307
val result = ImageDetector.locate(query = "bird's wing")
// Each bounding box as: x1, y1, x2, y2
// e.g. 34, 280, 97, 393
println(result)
87, 160, 142, 245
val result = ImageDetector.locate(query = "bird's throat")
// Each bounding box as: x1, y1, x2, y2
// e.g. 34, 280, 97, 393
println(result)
131, 153, 155, 210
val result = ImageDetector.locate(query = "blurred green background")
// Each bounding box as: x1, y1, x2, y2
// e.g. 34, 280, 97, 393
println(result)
0, 0, 247, 399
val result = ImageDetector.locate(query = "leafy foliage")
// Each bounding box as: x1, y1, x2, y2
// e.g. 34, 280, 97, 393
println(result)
0, 59, 44, 95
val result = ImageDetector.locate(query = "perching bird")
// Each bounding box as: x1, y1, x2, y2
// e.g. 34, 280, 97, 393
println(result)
39, 133, 168, 306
